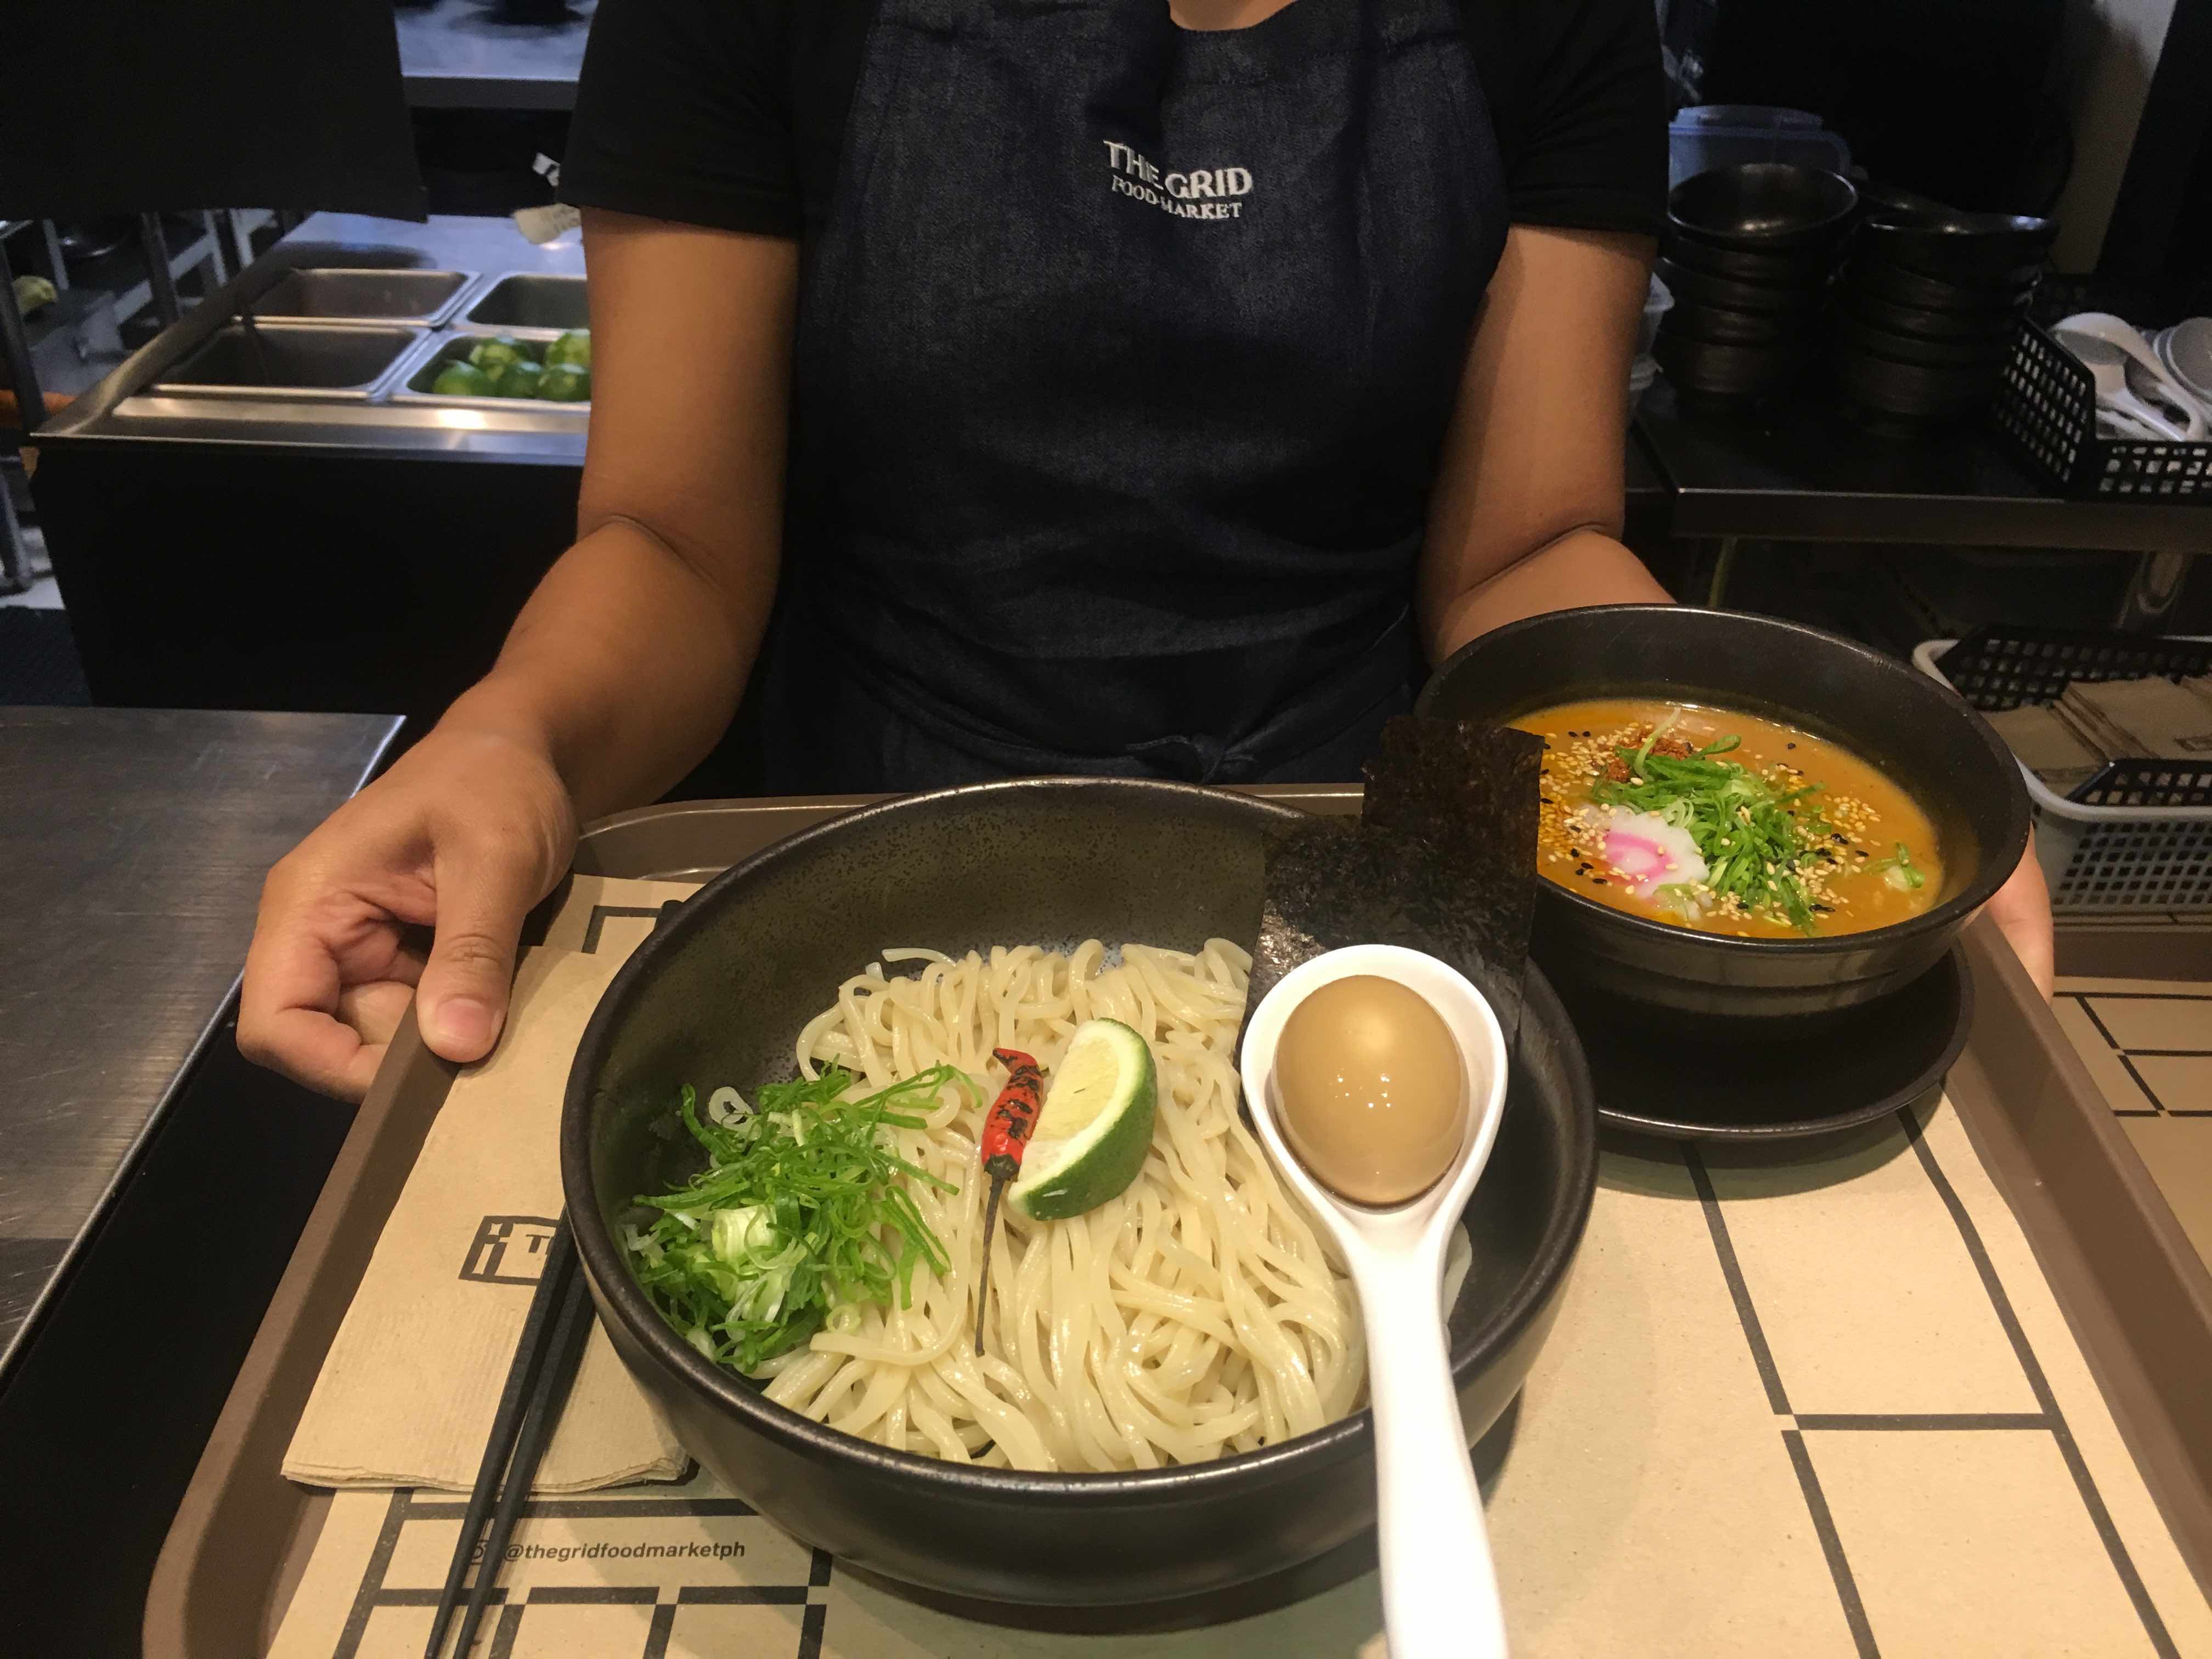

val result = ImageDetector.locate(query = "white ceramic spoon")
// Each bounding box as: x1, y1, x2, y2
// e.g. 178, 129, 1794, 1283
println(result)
1239, 944, 1513, 1659
2098, 406, 2169, 442
2056, 330, 2193, 442
2055, 314, 2205, 440
2125, 357, 2206, 433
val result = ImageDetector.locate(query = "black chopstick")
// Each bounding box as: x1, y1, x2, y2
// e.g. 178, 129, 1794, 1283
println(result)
450, 1259, 597, 1658
427, 903, 680, 1657
424, 1218, 589, 1659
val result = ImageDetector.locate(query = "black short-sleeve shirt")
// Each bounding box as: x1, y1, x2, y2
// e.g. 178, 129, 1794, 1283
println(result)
563, 0, 1666, 244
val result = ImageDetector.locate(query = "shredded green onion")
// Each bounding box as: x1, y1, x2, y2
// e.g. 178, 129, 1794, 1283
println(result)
1872, 843, 1926, 891
625, 1065, 969, 1373
1589, 721, 1832, 934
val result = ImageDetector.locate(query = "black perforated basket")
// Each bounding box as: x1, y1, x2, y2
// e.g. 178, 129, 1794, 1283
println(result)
1992, 321, 2212, 501
1915, 630, 2212, 915
1931, 627, 2212, 713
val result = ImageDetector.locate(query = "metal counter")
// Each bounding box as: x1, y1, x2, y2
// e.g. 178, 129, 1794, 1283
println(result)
37, 213, 591, 464
0, 707, 400, 1373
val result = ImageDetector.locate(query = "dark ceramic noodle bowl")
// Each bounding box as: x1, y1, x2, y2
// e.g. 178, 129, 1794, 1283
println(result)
1853, 180, 1955, 225
1836, 314, 2019, 369
1843, 289, 2027, 342
1835, 348, 2007, 421
1652, 329, 1813, 402
1417, 608, 2030, 1019
1668, 163, 1859, 252
1656, 256, 1829, 316
1663, 300, 1819, 348
1845, 253, 2038, 312
1855, 215, 2054, 284
1661, 233, 1836, 288
561, 780, 1599, 1609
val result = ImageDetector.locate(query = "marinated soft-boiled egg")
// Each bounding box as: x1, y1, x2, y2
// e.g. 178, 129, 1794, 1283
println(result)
1274, 975, 1466, 1206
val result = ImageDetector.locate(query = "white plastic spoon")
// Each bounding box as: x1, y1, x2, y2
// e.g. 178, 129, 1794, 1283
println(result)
2059, 311, 2188, 385
2055, 314, 2205, 440
2125, 357, 2205, 435
2097, 406, 2168, 442
1239, 944, 1513, 1659
2055, 330, 2193, 442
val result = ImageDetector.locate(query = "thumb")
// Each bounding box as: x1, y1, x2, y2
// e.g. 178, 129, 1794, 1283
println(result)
415, 837, 545, 1063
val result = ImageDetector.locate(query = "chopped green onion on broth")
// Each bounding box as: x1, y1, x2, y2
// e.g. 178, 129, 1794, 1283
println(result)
1873, 843, 1927, 891
1587, 718, 1831, 933
1514, 699, 1945, 940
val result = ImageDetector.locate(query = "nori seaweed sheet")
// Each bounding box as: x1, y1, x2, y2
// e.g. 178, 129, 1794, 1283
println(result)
1362, 716, 1544, 996
1245, 715, 1544, 1045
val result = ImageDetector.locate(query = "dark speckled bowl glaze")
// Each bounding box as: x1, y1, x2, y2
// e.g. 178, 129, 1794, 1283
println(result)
561, 779, 1597, 1609
1417, 606, 2030, 1019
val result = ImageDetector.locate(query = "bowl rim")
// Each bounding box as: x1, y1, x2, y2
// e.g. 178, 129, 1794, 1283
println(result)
1839, 291, 2027, 337
1861, 208, 2057, 241
559, 777, 1601, 1503
1414, 606, 2032, 957
1833, 319, 2019, 366
1663, 306, 1818, 345
1667, 163, 1860, 244
1654, 257, 1829, 304
1660, 239, 1836, 280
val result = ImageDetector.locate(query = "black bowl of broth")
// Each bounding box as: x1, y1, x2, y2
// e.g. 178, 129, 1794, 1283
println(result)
1418, 607, 2029, 1019
561, 779, 1599, 1610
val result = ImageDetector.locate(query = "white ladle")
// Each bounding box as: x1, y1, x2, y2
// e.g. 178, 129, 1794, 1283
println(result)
2056, 331, 2193, 442
2098, 406, 2169, 442
1239, 944, 1513, 1659
2055, 314, 2205, 441
2125, 357, 2207, 434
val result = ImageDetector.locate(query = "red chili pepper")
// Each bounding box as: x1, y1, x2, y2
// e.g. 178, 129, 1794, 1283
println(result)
974, 1047, 1042, 1355
980, 1047, 1043, 1178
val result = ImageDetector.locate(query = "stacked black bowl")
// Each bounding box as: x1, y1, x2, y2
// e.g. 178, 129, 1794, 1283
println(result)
1833, 194, 2056, 427
1655, 163, 1859, 408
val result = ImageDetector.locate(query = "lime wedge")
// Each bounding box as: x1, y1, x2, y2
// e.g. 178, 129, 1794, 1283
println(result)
1009, 1019, 1155, 1222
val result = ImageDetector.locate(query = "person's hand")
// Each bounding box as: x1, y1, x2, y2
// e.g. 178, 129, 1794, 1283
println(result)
240, 726, 579, 1101
1985, 836, 2055, 998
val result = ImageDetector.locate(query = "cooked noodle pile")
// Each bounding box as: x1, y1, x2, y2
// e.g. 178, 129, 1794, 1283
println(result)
748, 939, 1364, 1471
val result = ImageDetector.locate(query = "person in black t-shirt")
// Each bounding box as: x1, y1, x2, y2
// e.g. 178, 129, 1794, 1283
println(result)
239, 0, 2052, 1099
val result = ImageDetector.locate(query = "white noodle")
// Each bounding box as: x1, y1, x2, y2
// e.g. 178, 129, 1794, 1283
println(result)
761, 940, 1364, 1472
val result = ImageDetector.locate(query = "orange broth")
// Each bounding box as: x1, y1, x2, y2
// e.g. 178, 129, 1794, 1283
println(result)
1513, 698, 1944, 939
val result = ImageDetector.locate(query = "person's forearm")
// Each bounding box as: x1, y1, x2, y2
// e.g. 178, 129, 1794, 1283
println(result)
439, 517, 774, 819
1425, 527, 1671, 663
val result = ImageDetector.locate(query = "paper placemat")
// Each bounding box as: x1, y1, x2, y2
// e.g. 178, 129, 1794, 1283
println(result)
538, 876, 704, 955
268, 1048, 2212, 1656
283, 944, 687, 1494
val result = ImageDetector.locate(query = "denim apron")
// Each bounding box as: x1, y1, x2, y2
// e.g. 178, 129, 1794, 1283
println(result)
761, 0, 1508, 791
